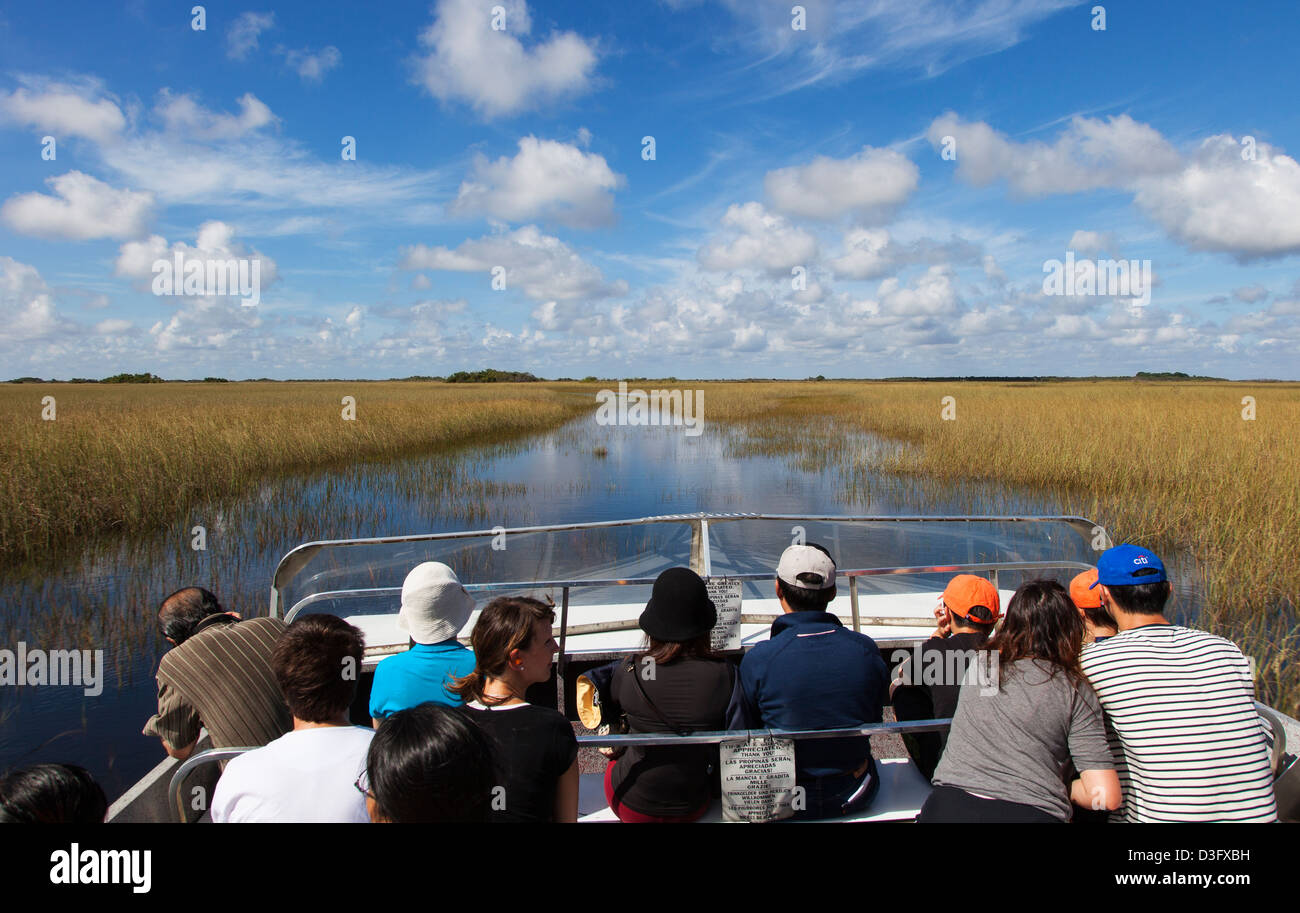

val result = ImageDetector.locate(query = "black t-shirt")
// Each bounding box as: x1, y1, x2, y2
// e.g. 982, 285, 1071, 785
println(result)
461, 702, 578, 823
608, 656, 736, 817
891, 632, 988, 781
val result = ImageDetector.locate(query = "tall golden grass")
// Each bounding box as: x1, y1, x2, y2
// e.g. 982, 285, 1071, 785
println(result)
698, 379, 1300, 715
0, 382, 591, 567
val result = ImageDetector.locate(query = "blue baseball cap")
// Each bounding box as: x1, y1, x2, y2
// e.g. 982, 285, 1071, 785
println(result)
1090, 544, 1167, 588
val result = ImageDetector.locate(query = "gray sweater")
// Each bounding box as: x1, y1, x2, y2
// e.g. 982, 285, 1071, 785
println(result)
932, 657, 1115, 821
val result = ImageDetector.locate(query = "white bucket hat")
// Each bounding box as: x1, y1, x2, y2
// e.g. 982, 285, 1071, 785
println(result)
397, 562, 475, 645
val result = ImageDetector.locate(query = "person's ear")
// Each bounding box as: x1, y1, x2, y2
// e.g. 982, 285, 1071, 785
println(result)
509, 647, 523, 669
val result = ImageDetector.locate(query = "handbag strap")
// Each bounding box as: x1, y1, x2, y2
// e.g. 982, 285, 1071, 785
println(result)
627, 657, 689, 737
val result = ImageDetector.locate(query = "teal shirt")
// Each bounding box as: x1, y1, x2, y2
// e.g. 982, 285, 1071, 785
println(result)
369, 640, 476, 719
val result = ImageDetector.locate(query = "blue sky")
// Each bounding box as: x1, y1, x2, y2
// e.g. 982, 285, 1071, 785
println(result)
1, 0, 1298, 379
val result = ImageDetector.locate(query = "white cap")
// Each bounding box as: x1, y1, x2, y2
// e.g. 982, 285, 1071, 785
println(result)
776, 545, 837, 590
397, 562, 475, 645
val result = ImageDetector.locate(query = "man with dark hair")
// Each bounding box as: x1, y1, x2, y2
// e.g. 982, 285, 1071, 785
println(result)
890, 574, 1000, 780
733, 543, 889, 819
1079, 545, 1276, 822
211, 614, 374, 823
143, 587, 290, 760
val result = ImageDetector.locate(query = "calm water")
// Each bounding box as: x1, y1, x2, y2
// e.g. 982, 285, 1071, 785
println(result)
0, 415, 1207, 800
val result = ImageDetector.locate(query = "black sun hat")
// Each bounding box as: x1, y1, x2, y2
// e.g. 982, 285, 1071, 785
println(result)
638, 567, 717, 642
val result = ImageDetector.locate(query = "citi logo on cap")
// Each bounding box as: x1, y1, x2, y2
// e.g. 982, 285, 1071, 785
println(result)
1092, 544, 1167, 587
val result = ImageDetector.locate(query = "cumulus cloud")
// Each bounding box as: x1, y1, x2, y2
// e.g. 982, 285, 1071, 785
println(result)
0, 76, 126, 144
154, 90, 276, 139
1132, 135, 1300, 261
926, 112, 1182, 196
764, 146, 919, 222
115, 221, 280, 301
411, 0, 599, 118
2, 171, 154, 240
227, 12, 274, 60
930, 113, 1300, 261
827, 227, 980, 280
0, 257, 68, 343
1232, 284, 1269, 304
451, 136, 624, 228
398, 225, 627, 301
698, 202, 818, 274
1067, 230, 1115, 255
279, 45, 342, 82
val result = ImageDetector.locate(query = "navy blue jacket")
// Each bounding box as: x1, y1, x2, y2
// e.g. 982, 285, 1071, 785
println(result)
732, 611, 889, 777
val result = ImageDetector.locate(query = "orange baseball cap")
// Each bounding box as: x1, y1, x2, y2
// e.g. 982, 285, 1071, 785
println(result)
1070, 569, 1103, 610
942, 574, 1001, 622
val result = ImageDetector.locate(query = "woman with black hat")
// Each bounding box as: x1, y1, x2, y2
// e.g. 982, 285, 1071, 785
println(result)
604, 567, 740, 823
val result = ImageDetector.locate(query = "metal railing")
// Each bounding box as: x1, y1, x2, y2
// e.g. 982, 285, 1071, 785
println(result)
575, 718, 953, 748
162, 719, 956, 822
167, 747, 256, 823
270, 512, 1109, 618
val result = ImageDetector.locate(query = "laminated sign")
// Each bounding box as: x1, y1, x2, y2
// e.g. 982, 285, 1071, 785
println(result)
720, 735, 798, 823
705, 577, 743, 652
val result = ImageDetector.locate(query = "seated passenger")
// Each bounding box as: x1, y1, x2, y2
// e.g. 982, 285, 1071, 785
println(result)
369, 562, 476, 724
211, 615, 374, 823
918, 579, 1120, 823
363, 703, 496, 823
890, 574, 999, 780
1069, 568, 1116, 644
0, 763, 107, 823
144, 586, 291, 760
452, 597, 579, 823
733, 543, 889, 819
1081, 545, 1276, 822
604, 567, 740, 823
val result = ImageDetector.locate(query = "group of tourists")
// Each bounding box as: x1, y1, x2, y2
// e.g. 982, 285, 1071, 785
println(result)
0, 541, 1280, 824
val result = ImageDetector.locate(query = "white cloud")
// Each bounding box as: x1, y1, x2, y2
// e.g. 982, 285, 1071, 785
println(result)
451, 136, 624, 228
1232, 285, 1269, 304
1133, 135, 1300, 261
698, 202, 818, 273
398, 225, 627, 301
0, 76, 126, 144
0, 257, 67, 343
764, 146, 918, 222
2, 171, 153, 240
708, 0, 1078, 97
227, 12, 274, 60
154, 90, 276, 139
926, 113, 1182, 196
115, 221, 280, 300
94, 318, 134, 334
1067, 230, 1115, 254
279, 45, 342, 82
411, 0, 599, 118
828, 228, 893, 279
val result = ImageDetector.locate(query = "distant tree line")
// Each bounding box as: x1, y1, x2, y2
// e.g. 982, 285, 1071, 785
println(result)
444, 369, 541, 383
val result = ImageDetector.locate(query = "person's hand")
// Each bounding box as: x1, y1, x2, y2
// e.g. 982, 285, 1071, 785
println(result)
598, 746, 616, 759
932, 599, 951, 639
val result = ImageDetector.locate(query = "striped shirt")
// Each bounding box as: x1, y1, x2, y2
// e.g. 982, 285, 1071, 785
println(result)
143, 616, 292, 751
1080, 624, 1276, 822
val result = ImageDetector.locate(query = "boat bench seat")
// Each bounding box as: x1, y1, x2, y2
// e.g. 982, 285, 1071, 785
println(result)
577, 756, 932, 822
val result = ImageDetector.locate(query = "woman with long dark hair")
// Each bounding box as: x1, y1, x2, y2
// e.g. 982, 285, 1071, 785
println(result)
917, 578, 1121, 822
451, 596, 579, 823
604, 567, 740, 823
